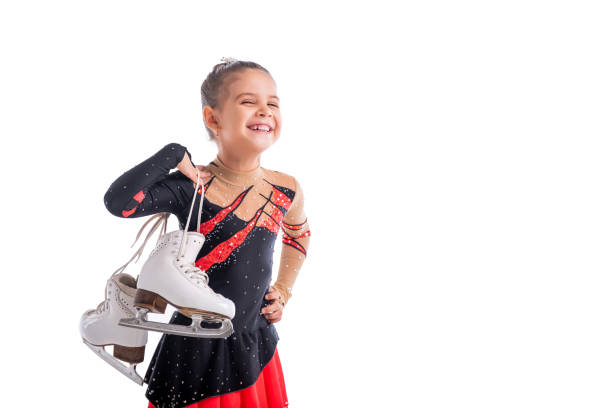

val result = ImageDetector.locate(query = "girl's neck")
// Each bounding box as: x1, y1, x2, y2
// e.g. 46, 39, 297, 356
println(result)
216, 149, 261, 172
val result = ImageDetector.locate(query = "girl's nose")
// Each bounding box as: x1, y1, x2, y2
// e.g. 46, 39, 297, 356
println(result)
257, 105, 272, 116
258, 109, 272, 117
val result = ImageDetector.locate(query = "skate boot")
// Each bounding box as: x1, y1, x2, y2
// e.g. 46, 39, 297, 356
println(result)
80, 273, 147, 385
119, 170, 235, 339
79, 212, 170, 385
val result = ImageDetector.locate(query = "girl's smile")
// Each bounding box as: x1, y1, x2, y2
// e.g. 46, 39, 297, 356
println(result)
246, 123, 274, 136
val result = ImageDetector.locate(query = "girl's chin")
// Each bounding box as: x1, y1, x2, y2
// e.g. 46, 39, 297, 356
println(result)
244, 131, 278, 144
252, 140, 278, 154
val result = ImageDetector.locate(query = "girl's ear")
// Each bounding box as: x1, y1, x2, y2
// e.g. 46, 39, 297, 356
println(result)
203, 106, 219, 129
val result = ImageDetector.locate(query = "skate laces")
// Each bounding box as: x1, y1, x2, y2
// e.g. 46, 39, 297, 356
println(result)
175, 257, 222, 297
94, 299, 109, 314
93, 283, 114, 314
175, 168, 218, 296
92, 213, 171, 316
110, 213, 170, 278
180, 263, 211, 287
178, 167, 205, 258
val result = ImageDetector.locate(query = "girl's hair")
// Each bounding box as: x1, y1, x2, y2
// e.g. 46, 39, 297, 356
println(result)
201, 59, 272, 141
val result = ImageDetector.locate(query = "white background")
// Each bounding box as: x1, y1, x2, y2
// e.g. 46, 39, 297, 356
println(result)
1, 1, 611, 407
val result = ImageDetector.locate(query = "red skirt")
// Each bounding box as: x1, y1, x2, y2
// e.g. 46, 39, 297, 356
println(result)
147, 348, 288, 408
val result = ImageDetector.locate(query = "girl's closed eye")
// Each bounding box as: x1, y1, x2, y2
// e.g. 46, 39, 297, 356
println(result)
242, 100, 279, 108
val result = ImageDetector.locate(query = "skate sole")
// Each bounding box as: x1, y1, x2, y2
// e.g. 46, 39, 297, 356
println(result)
134, 288, 232, 321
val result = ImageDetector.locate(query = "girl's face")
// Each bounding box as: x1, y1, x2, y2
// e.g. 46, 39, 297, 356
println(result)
206, 68, 282, 157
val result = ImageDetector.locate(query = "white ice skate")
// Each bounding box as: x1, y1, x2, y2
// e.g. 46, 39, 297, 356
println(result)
80, 274, 147, 385
119, 171, 236, 339
79, 212, 171, 385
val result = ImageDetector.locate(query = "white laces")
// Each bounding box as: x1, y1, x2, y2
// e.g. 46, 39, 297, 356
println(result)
178, 167, 205, 258
111, 213, 170, 277
174, 256, 224, 297
92, 213, 171, 315
176, 168, 218, 296
179, 263, 211, 286
94, 298, 109, 314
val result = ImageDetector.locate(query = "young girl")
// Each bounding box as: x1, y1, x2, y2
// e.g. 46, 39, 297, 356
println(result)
103, 58, 311, 408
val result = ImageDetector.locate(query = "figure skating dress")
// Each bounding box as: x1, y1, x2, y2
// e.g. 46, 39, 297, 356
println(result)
103, 143, 311, 408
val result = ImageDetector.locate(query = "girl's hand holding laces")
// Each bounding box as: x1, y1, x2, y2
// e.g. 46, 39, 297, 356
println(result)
176, 152, 211, 187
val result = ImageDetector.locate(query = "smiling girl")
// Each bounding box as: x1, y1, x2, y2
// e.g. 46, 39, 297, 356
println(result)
103, 58, 311, 408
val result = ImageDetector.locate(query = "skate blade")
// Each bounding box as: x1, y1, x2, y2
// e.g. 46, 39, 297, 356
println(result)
82, 339, 144, 386
119, 309, 234, 339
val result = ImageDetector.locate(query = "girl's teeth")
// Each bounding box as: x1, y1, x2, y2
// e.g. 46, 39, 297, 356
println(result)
249, 126, 270, 131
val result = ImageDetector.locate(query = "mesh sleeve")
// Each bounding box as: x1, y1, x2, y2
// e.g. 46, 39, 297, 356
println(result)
271, 176, 311, 306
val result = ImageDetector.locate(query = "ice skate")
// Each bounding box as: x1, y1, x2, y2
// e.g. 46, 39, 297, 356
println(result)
119, 171, 236, 339
79, 212, 170, 385
80, 273, 147, 385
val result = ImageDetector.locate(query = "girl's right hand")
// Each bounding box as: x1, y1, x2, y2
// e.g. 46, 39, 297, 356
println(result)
176, 152, 211, 188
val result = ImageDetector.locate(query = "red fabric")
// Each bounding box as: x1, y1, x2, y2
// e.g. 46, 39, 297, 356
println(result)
147, 349, 288, 408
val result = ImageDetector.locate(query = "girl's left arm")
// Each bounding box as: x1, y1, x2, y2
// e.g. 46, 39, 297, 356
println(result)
270, 176, 311, 307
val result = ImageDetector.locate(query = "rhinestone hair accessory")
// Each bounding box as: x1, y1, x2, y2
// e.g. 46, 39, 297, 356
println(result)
220, 57, 238, 64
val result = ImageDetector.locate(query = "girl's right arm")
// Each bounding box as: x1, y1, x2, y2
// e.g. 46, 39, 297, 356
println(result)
103, 143, 204, 219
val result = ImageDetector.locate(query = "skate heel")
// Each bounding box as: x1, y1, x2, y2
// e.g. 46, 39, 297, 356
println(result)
134, 289, 168, 313
113, 344, 145, 364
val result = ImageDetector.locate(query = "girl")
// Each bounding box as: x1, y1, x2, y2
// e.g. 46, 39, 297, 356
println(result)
103, 58, 311, 408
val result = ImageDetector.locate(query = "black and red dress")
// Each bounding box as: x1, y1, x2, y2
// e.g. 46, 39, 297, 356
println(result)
104, 143, 310, 408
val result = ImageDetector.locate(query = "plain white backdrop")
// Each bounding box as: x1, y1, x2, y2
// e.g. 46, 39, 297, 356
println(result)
1, 0, 611, 407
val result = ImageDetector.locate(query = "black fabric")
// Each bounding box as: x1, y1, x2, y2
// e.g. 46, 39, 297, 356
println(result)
104, 143, 283, 408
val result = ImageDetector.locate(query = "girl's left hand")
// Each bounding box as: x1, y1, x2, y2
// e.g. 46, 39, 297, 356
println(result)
261, 287, 284, 323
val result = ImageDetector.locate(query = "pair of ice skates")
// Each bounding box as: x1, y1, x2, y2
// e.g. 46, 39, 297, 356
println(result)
79, 174, 235, 385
